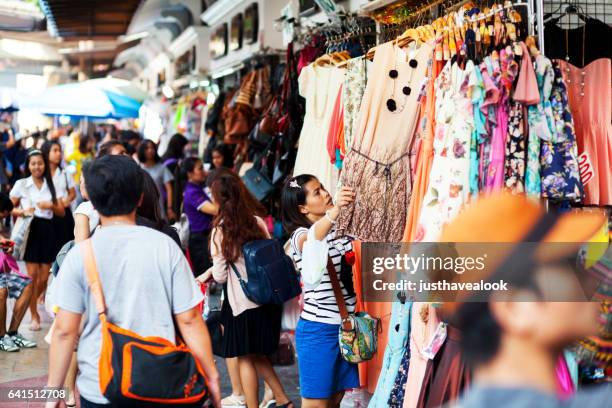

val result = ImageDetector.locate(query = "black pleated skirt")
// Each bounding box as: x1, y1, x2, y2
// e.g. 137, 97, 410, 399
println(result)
24, 217, 57, 264
220, 292, 282, 358
51, 208, 75, 255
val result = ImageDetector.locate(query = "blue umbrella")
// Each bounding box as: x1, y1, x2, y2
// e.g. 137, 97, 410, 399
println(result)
21, 82, 142, 118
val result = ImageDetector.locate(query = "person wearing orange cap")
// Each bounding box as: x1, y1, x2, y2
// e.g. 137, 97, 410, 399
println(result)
436, 193, 611, 407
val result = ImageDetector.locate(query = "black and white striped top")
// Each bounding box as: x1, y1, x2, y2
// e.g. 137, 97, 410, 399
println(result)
289, 227, 357, 325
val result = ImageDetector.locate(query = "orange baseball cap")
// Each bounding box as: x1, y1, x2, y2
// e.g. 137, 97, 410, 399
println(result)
437, 193, 607, 312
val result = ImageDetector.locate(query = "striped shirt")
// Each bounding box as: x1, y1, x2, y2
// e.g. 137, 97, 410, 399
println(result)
289, 227, 356, 325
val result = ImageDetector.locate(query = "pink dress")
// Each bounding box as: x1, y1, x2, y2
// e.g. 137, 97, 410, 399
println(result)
558, 58, 612, 206
487, 47, 519, 191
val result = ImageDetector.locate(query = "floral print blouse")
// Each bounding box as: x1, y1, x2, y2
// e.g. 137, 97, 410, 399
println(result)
540, 61, 584, 202
416, 60, 476, 241
525, 55, 555, 197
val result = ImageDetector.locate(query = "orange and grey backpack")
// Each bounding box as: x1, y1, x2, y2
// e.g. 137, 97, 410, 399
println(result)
81, 240, 209, 407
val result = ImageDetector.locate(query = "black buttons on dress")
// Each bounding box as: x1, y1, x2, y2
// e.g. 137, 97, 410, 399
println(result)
409, 59, 418, 68
389, 69, 399, 79
386, 99, 397, 112
402, 86, 411, 96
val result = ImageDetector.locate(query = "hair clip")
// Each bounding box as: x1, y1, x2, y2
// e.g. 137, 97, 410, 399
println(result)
289, 180, 300, 189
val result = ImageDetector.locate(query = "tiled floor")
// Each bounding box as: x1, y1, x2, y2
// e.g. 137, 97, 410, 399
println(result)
0, 302, 52, 384
1, 302, 302, 407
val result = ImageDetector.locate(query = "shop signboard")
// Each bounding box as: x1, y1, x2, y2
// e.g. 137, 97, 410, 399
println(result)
210, 23, 228, 59
243, 3, 259, 45
230, 13, 243, 51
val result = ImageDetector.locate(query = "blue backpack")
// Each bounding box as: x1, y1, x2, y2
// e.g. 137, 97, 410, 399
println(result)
230, 239, 301, 305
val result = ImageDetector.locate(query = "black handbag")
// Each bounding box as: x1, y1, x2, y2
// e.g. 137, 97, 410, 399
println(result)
242, 167, 274, 201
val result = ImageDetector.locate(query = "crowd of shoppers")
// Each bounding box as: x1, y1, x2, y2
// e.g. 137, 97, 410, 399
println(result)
0, 121, 609, 408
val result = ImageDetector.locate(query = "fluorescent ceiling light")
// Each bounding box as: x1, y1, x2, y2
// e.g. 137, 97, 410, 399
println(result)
211, 63, 244, 79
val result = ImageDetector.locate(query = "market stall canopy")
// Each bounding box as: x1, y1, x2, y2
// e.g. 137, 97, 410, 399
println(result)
86, 77, 147, 102
20, 82, 141, 118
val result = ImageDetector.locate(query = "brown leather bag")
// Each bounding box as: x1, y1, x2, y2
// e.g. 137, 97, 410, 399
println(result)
224, 72, 258, 144
224, 103, 254, 144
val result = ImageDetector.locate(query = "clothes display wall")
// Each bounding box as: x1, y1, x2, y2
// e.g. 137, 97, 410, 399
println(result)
283, 0, 611, 405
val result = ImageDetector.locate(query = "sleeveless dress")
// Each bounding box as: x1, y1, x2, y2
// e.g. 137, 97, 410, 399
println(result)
337, 41, 433, 242
558, 58, 611, 206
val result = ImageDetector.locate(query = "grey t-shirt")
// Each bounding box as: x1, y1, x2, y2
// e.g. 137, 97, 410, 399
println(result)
55, 225, 203, 404
454, 385, 612, 408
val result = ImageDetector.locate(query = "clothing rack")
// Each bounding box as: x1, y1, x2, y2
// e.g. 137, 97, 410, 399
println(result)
361, 0, 540, 48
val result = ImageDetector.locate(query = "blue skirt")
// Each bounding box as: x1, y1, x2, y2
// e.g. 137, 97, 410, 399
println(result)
295, 318, 359, 399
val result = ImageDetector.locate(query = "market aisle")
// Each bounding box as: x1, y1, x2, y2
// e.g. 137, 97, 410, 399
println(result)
1, 301, 302, 407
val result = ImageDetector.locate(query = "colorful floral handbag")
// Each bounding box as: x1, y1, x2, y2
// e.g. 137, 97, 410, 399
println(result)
327, 258, 379, 363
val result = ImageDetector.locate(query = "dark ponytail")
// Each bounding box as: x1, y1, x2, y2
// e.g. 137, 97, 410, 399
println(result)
280, 174, 317, 235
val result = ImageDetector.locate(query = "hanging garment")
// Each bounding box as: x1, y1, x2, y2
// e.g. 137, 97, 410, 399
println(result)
478, 53, 501, 190
526, 55, 556, 198
337, 41, 433, 242
544, 18, 612, 67
415, 60, 476, 242
558, 58, 612, 206
505, 42, 540, 194
326, 86, 344, 167
342, 57, 368, 156
387, 339, 411, 407
470, 67, 487, 197
369, 301, 412, 408
555, 353, 575, 399
540, 61, 583, 202
485, 47, 519, 191
293, 65, 345, 195
351, 241, 393, 394
402, 59, 445, 242
402, 303, 441, 408
419, 325, 471, 407
504, 102, 527, 193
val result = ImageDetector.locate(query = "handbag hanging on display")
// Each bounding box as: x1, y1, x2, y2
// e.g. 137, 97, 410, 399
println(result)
327, 257, 379, 363
242, 167, 274, 201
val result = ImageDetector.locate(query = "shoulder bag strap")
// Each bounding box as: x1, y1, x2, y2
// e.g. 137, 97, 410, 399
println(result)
229, 262, 246, 285
327, 257, 352, 330
80, 239, 107, 318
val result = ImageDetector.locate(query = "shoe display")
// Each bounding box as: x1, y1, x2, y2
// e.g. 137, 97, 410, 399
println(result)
0, 335, 20, 352
10, 332, 37, 348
